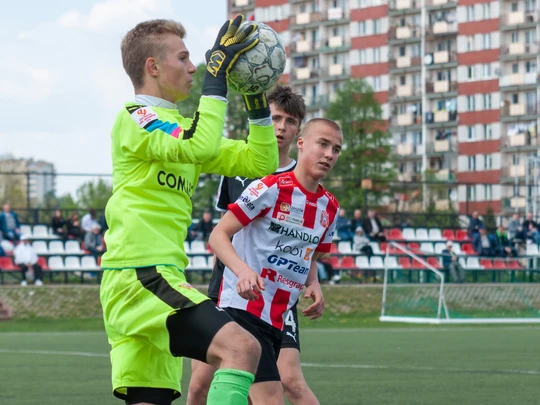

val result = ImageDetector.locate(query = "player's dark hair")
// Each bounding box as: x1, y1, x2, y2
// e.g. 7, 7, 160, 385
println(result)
121, 19, 186, 89
267, 85, 306, 125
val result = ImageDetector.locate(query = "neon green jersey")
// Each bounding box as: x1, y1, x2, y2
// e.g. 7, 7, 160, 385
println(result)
101, 96, 278, 270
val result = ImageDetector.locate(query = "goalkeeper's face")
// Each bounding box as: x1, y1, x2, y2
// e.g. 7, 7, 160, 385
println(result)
156, 34, 197, 103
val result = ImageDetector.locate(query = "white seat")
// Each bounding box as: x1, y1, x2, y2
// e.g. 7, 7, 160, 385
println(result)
526, 244, 539, 256
420, 242, 434, 254
65, 240, 82, 254
192, 256, 210, 269
459, 257, 467, 268
466, 257, 480, 269
369, 242, 381, 255
384, 256, 400, 269
20, 225, 32, 238
81, 255, 99, 269
33, 225, 49, 238
183, 241, 191, 254
1, 240, 14, 253
49, 240, 65, 254
402, 228, 416, 240
355, 256, 370, 269
415, 228, 428, 240
434, 242, 446, 254
48, 256, 65, 270
370, 256, 384, 269
190, 241, 207, 253
32, 241, 48, 254
207, 256, 215, 268
64, 256, 81, 270
452, 243, 463, 255
429, 228, 443, 240
338, 241, 352, 254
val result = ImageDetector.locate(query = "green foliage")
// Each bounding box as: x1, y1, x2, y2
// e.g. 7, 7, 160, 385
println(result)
484, 206, 497, 232
324, 79, 396, 212
75, 178, 112, 210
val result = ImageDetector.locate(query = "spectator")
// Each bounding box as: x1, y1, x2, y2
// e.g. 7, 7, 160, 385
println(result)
336, 209, 354, 241
507, 213, 524, 241
317, 257, 337, 285
526, 222, 540, 245
0, 203, 21, 242
467, 210, 484, 238
522, 212, 539, 242
66, 211, 83, 240
13, 235, 43, 286
351, 209, 363, 233
472, 228, 496, 257
98, 212, 108, 235
81, 208, 98, 233
50, 209, 67, 241
353, 226, 374, 257
194, 210, 214, 241
84, 224, 106, 259
362, 209, 386, 242
441, 241, 464, 283
494, 225, 517, 257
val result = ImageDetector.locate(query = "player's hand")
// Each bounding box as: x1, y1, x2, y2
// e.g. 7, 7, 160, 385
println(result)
236, 267, 265, 301
243, 93, 270, 120
202, 15, 259, 98
302, 281, 324, 320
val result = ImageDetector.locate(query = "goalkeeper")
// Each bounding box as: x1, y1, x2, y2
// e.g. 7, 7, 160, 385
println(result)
99, 16, 278, 405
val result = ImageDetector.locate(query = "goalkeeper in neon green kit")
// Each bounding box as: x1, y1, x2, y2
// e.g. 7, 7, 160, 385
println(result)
100, 16, 278, 405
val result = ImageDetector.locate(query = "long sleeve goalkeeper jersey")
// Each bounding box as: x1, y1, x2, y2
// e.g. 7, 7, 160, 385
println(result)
100, 96, 278, 270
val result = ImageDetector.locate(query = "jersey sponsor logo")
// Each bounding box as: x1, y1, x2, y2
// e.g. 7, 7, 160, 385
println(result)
261, 267, 277, 281
274, 240, 311, 263
261, 268, 305, 290
304, 247, 314, 261
235, 176, 248, 186
157, 170, 194, 194
279, 177, 293, 186
320, 210, 329, 228
179, 282, 193, 289
286, 331, 298, 342
239, 195, 255, 211
306, 200, 317, 207
277, 213, 304, 226
280, 202, 290, 212
247, 181, 267, 198
129, 106, 159, 128
269, 221, 320, 244
267, 254, 310, 275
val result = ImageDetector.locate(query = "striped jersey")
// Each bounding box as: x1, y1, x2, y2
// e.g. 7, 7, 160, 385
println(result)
218, 171, 340, 330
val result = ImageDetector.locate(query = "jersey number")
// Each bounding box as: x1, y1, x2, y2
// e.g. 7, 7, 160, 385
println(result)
285, 309, 296, 333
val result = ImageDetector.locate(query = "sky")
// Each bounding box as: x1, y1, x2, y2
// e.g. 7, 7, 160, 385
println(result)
1, 0, 226, 196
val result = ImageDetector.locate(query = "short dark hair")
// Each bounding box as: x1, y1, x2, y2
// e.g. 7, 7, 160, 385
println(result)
267, 85, 306, 124
121, 19, 186, 89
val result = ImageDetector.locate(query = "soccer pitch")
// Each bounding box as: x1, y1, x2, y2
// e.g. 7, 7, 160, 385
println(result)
1, 321, 539, 405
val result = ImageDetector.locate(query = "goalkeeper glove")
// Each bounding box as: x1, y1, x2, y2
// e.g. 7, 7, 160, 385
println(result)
202, 15, 258, 98
243, 93, 270, 120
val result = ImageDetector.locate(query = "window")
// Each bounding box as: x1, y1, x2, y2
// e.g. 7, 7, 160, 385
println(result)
512, 93, 519, 104
484, 124, 493, 139
468, 126, 476, 140
359, 21, 366, 35
482, 3, 491, 19
511, 32, 519, 43
485, 185, 493, 201
373, 19, 380, 34
466, 6, 474, 21
468, 155, 476, 171
373, 47, 381, 62
525, 30, 536, 45
467, 95, 476, 111
400, 75, 406, 85
512, 63, 519, 74
482, 64, 491, 78
484, 154, 493, 170
483, 94, 492, 109
373, 76, 381, 91
466, 36, 474, 52
400, 133, 407, 143
482, 34, 491, 49
413, 161, 422, 173
467, 66, 475, 80
359, 50, 366, 64
467, 185, 477, 201
511, 2, 518, 12
399, 46, 406, 57
526, 61, 537, 73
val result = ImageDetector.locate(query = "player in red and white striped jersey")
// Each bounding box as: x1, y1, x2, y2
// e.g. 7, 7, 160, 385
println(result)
209, 118, 342, 405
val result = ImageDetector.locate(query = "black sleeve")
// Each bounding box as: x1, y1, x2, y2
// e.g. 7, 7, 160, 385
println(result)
215, 176, 231, 212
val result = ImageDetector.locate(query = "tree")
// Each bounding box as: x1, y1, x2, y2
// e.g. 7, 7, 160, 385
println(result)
324, 79, 396, 212
76, 178, 113, 210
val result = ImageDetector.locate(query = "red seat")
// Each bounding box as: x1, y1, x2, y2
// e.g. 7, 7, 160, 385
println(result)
493, 259, 506, 269
341, 256, 356, 269
461, 243, 476, 255
427, 257, 441, 269
37, 256, 50, 270
0, 257, 20, 271
380, 242, 389, 253
398, 257, 412, 268
455, 230, 469, 241
330, 243, 339, 253
442, 229, 455, 240
507, 260, 522, 269
389, 228, 403, 240
407, 242, 420, 253
480, 259, 493, 269
412, 258, 426, 269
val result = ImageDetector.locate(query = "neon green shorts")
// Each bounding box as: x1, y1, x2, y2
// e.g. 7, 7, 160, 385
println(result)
100, 265, 209, 399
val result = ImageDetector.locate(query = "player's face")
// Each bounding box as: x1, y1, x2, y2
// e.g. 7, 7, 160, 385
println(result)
298, 124, 342, 180
270, 104, 300, 152
157, 35, 197, 103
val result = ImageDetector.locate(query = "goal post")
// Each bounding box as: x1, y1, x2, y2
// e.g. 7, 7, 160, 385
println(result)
379, 242, 540, 324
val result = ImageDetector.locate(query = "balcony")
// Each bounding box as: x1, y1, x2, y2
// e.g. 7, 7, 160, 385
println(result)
501, 103, 538, 120
320, 64, 350, 80
501, 42, 538, 59
426, 0, 457, 6
501, 133, 539, 151
304, 94, 330, 110
426, 21, 458, 35
396, 113, 414, 126
434, 169, 456, 182
501, 165, 527, 181
290, 12, 322, 28
511, 197, 526, 208
389, 84, 422, 98
388, 25, 421, 42
318, 37, 351, 53
499, 72, 537, 88
389, 0, 421, 15
231, 0, 254, 11
291, 67, 320, 83
396, 143, 424, 156
428, 138, 456, 153
425, 110, 457, 126
426, 80, 457, 94
389, 56, 422, 71
425, 50, 457, 68
501, 11, 538, 28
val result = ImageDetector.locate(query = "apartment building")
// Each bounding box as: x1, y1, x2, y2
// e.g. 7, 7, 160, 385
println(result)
227, 0, 540, 215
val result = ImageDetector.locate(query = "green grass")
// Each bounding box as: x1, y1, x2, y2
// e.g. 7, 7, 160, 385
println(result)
1, 319, 540, 405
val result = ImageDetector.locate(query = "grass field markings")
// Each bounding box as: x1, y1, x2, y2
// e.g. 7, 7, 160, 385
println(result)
0, 331, 105, 336
301, 362, 540, 376
0, 349, 108, 358
304, 326, 540, 333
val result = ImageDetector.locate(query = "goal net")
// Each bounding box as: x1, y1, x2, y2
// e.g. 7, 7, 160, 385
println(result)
380, 242, 540, 324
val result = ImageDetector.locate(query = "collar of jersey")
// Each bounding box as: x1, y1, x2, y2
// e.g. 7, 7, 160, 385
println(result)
134, 94, 178, 110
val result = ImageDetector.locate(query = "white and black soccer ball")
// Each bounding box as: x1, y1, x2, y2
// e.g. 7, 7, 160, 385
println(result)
228, 22, 287, 95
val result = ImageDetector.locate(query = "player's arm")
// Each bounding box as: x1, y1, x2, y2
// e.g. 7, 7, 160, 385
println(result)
201, 122, 278, 178
208, 211, 264, 301
302, 252, 325, 320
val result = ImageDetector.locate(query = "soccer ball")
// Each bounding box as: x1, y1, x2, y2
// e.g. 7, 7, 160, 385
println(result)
228, 22, 287, 95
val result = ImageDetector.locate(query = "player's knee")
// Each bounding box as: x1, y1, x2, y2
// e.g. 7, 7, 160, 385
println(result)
235, 331, 261, 370
187, 379, 210, 404
282, 378, 308, 401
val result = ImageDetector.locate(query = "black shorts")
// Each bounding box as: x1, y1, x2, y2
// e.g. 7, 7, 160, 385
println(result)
225, 307, 282, 383
281, 302, 301, 351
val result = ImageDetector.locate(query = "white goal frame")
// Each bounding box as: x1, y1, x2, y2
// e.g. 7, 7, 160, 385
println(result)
379, 242, 540, 324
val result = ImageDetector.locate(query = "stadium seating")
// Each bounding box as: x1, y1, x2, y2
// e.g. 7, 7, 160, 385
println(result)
420, 242, 434, 254
455, 230, 469, 241
183, 241, 191, 254
191, 256, 210, 269
20, 225, 32, 238
526, 244, 539, 256
369, 242, 381, 255
355, 256, 370, 269
37, 256, 49, 270
1, 240, 14, 254
415, 228, 429, 240
190, 241, 208, 254
434, 242, 446, 254
480, 259, 493, 269
33, 225, 49, 239
341, 256, 356, 269
461, 243, 476, 255
32, 241, 48, 255
81, 256, 99, 270
330, 243, 339, 253
466, 257, 481, 269
429, 228, 444, 240
384, 256, 400, 269
442, 229, 455, 240
48, 256, 65, 270
65, 240, 83, 254
0, 257, 19, 271
64, 256, 82, 270
49, 241, 65, 254
370, 256, 384, 269
402, 228, 416, 240
426, 257, 441, 269
398, 257, 412, 268
389, 228, 403, 240
338, 241, 352, 254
